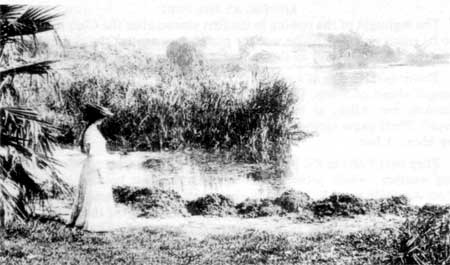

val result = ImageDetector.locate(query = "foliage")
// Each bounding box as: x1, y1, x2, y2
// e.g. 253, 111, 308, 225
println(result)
50, 45, 306, 164
111, 186, 416, 221
112, 186, 189, 217
235, 198, 284, 218
392, 205, 450, 265
405, 45, 450, 66
186, 193, 236, 216
326, 32, 399, 67
365, 195, 417, 217
166, 38, 201, 74
311, 193, 368, 218
0, 5, 67, 222
273, 189, 311, 213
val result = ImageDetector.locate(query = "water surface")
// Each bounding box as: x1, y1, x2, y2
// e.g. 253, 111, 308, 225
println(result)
285, 64, 450, 205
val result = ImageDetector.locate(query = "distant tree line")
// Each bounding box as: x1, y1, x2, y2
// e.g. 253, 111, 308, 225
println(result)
326, 32, 399, 68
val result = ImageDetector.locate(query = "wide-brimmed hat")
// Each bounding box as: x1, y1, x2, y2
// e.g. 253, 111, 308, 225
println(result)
82, 103, 113, 121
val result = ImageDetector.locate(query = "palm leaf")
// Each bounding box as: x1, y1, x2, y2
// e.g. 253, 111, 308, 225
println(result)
0, 5, 24, 20
1, 6, 61, 39
0, 5, 64, 222
0, 178, 28, 221
0, 60, 56, 80
0, 155, 44, 197
0, 106, 58, 157
0, 107, 69, 221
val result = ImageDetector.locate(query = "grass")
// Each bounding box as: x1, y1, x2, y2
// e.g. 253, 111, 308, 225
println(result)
1, 191, 439, 265
0, 216, 401, 265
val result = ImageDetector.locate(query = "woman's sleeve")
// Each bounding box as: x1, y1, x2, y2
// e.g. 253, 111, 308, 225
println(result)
82, 127, 91, 155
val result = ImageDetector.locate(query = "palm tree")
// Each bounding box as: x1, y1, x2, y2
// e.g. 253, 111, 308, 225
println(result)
0, 5, 67, 225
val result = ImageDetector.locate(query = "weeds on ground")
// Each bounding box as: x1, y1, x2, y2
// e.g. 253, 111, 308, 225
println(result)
0, 218, 400, 265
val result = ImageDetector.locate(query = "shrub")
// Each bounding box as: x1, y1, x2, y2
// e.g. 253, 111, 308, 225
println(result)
365, 195, 416, 217
166, 38, 200, 74
236, 198, 283, 218
273, 190, 311, 213
311, 193, 367, 218
112, 186, 188, 217
186, 193, 236, 216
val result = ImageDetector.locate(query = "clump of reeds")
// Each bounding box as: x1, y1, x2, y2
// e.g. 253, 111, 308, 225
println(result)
47, 43, 306, 164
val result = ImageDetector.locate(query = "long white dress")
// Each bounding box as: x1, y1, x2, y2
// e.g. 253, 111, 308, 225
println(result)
68, 122, 119, 232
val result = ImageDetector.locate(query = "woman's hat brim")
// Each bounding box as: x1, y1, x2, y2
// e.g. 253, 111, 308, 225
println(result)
84, 103, 113, 118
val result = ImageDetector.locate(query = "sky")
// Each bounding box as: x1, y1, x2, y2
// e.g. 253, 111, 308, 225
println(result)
12, 0, 450, 52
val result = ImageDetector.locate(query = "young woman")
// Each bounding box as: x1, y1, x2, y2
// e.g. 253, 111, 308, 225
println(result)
67, 103, 118, 231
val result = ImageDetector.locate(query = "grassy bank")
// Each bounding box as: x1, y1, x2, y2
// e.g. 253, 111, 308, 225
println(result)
3, 189, 450, 264
0, 216, 399, 265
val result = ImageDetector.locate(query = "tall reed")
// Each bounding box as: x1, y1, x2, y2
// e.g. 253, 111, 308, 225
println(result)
45, 42, 306, 164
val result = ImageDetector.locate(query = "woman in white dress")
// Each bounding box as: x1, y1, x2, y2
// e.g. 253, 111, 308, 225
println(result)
67, 103, 119, 232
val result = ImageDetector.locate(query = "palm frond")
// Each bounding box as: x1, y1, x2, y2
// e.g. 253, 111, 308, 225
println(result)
0, 5, 24, 20
0, 60, 56, 80
1, 6, 61, 39
0, 178, 28, 221
0, 107, 58, 155
0, 155, 44, 197
0, 106, 68, 221
1, 142, 67, 198
0, 5, 64, 222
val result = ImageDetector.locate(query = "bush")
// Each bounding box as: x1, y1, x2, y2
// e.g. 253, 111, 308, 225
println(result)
311, 193, 367, 218
166, 38, 200, 74
365, 195, 416, 217
113, 186, 189, 217
393, 204, 450, 265
236, 198, 283, 218
273, 190, 311, 213
186, 193, 236, 216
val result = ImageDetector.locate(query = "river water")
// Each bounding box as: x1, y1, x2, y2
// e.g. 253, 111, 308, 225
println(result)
285, 64, 450, 205
56, 64, 450, 205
